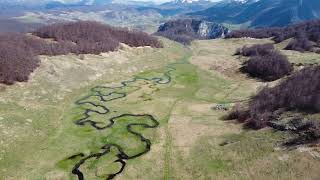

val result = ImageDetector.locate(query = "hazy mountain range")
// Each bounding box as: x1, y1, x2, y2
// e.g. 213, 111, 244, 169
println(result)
190, 0, 320, 28
0, 0, 319, 33
0, 0, 215, 7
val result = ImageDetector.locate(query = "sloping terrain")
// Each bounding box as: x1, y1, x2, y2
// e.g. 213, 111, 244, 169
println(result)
189, 0, 320, 28
0, 21, 161, 85
0, 34, 320, 179
226, 20, 320, 54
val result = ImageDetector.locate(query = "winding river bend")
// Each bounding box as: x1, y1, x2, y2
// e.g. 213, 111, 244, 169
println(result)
70, 61, 181, 179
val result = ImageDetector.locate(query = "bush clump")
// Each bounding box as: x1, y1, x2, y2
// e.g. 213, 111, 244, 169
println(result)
232, 66, 320, 129
226, 20, 320, 53
284, 119, 320, 146
235, 43, 274, 56
241, 50, 293, 81
284, 33, 313, 52
226, 27, 282, 39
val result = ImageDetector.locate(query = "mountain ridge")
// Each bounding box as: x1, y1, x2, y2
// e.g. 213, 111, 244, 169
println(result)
189, 0, 320, 28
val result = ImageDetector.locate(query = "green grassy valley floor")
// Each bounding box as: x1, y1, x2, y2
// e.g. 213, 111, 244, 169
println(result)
0, 38, 320, 179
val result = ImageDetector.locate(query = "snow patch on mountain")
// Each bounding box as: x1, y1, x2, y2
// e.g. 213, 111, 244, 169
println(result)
174, 0, 211, 4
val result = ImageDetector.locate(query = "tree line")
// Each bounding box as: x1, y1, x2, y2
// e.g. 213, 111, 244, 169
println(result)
226, 20, 320, 53
226, 60, 320, 145
33, 21, 162, 54
0, 21, 162, 85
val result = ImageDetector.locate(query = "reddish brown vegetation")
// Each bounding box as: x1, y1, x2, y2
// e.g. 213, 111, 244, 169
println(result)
0, 36, 39, 85
284, 33, 313, 52
237, 44, 293, 81
229, 66, 320, 130
0, 33, 43, 85
235, 43, 274, 56
33, 21, 162, 54
226, 20, 320, 53
241, 51, 293, 81
0, 21, 162, 85
226, 27, 281, 40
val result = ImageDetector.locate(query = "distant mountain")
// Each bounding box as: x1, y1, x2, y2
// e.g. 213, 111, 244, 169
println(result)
158, 0, 216, 15
189, 0, 320, 28
111, 0, 155, 6
163, 0, 214, 6
125, 0, 216, 17
173, 0, 210, 4
0, 0, 153, 8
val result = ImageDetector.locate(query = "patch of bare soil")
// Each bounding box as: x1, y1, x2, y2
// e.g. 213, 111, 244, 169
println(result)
169, 101, 242, 155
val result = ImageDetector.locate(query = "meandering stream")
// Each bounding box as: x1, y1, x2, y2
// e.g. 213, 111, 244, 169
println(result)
70, 61, 181, 179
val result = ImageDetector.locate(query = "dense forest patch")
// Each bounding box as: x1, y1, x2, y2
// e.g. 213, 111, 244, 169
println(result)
33, 21, 162, 54
0, 34, 40, 85
0, 21, 162, 85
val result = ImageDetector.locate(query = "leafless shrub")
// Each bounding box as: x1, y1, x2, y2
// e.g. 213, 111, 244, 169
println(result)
285, 33, 313, 52
241, 51, 293, 81
235, 43, 274, 56
226, 20, 320, 53
0, 21, 162, 85
226, 27, 282, 39
0, 40, 39, 85
225, 103, 249, 122
33, 21, 162, 54
229, 66, 320, 129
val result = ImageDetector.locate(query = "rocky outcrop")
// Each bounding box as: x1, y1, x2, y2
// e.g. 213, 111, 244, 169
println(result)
196, 20, 229, 38
155, 19, 229, 44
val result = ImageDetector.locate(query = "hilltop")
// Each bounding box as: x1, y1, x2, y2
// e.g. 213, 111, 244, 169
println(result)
155, 19, 229, 44
0, 21, 161, 85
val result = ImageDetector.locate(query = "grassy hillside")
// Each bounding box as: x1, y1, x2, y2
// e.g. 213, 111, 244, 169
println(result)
0, 37, 319, 179
0, 21, 162, 85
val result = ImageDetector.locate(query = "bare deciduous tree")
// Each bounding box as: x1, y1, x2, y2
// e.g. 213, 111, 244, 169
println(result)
0, 21, 162, 85
226, 20, 320, 53
228, 66, 320, 130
